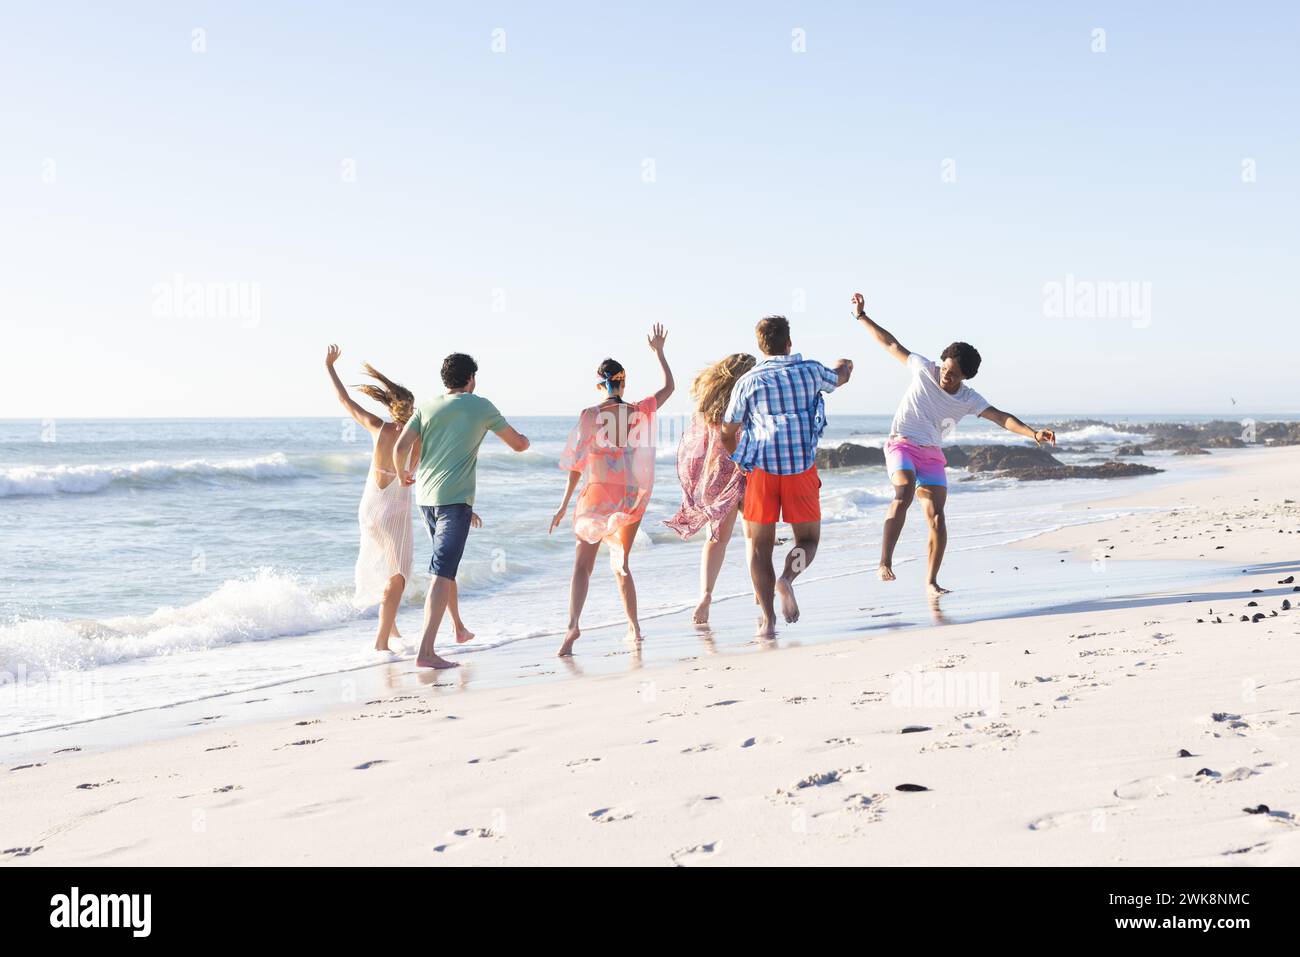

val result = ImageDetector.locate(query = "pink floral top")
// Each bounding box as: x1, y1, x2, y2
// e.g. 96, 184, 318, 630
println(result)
665, 414, 746, 542
559, 396, 658, 544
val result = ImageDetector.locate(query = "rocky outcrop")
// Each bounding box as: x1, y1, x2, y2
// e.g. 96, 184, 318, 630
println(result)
1115, 444, 1145, 456
815, 443, 885, 470
999, 462, 1163, 481
941, 446, 969, 467
964, 445, 1062, 472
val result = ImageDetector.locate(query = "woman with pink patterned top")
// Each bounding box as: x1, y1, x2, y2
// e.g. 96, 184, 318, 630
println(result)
550, 325, 675, 657
665, 353, 757, 624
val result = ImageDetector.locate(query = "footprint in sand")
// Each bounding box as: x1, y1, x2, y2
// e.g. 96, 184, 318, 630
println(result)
681, 743, 717, 754
740, 734, 784, 749
792, 766, 867, 790
1114, 776, 1175, 800
353, 760, 388, 770
1, 846, 43, 857
589, 807, 635, 824
706, 700, 741, 708
688, 795, 723, 814
452, 826, 498, 838
840, 792, 887, 823
670, 841, 719, 866
468, 748, 524, 765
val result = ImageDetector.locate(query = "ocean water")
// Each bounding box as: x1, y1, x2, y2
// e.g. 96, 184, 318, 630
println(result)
0, 413, 1282, 738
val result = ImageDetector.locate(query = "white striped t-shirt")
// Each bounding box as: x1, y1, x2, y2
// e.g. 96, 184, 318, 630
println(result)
889, 353, 989, 447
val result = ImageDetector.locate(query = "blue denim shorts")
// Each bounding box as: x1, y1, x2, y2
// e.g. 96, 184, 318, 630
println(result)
420, 504, 472, 580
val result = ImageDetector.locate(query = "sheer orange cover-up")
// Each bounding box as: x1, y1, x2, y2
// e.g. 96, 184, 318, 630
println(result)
559, 396, 658, 544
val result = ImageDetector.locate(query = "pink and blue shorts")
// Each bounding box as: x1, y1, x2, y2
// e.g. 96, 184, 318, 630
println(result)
884, 437, 947, 487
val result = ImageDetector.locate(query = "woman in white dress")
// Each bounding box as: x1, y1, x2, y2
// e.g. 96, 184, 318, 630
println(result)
325, 345, 476, 652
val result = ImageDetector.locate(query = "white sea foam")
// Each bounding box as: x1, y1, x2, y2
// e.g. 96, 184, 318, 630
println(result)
1052, 425, 1146, 445
0, 453, 301, 498
0, 570, 359, 675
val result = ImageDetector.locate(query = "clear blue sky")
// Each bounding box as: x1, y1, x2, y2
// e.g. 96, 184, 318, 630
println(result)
2, 1, 1296, 419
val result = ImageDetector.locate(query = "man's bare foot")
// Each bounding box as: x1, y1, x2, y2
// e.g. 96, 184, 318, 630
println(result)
374, 638, 390, 652
557, 628, 581, 657
455, 625, 475, 644
693, 594, 712, 625
756, 615, 776, 639
416, 652, 459, 669
927, 581, 951, 596
878, 564, 896, 582
626, 626, 643, 644
775, 577, 800, 623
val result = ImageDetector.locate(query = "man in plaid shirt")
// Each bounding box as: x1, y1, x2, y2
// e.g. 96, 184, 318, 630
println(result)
722, 316, 853, 637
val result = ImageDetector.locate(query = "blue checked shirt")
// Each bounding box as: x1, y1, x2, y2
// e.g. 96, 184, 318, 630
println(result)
723, 354, 839, 475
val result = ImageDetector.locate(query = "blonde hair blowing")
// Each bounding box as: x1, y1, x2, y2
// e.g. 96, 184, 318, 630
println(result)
691, 353, 757, 425
354, 363, 415, 425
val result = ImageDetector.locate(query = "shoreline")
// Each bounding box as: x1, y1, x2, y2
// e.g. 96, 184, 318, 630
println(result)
3, 447, 1297, 865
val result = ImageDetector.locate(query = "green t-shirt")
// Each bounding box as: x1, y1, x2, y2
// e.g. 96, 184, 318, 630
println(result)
407, 393, 508, 507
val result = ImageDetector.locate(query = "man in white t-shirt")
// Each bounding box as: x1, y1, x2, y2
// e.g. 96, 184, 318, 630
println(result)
851, 292, 1056, 596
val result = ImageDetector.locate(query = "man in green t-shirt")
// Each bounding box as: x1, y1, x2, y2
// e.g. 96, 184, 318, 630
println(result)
394, 352, 530, 669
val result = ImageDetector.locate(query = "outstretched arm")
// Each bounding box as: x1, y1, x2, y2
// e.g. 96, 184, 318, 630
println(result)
850, 293, 910, 365
647, 323, 675, 407
494, 424, 530, 452
325, 344, 384, 432
980, 406, 1056, 447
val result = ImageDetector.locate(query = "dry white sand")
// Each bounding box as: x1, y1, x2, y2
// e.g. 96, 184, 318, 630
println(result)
3, 447, 1298, 866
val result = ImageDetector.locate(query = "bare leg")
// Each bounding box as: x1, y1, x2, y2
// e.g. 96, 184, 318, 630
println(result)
375, 573, 405, 651
694, 504, 739, 624
879, 472, 916, 581
919, 486, 950, 595
746, 521, 778, 637
776, 520, 820, 624
448, 582, 475, 644
611, 522, 643, 642
559, 539, 600, 656
416, 576, 457, 668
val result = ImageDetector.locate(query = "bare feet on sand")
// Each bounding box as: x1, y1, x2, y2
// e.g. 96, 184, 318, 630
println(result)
756, 615, 776, 639
626, 626, 643, 644
776, 577, 800, 623
416, 653, 460, 669
878, 564, 896, 582
558, 628, 581, 657
693, 594, 712, 624
927, 580, 951, 597
455, 626, 476, 644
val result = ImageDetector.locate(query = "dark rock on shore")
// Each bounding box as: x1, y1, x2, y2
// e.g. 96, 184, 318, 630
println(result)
994, 462, 1163, 481
1176, 447, 1211, 455
965, 445, 1063, 472
1115, 444, 1145, 456
941, 445, 969, 467
815, 443, 885, 469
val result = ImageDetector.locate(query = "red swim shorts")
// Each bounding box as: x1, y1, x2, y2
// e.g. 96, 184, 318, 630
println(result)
742, 466, 822, 525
